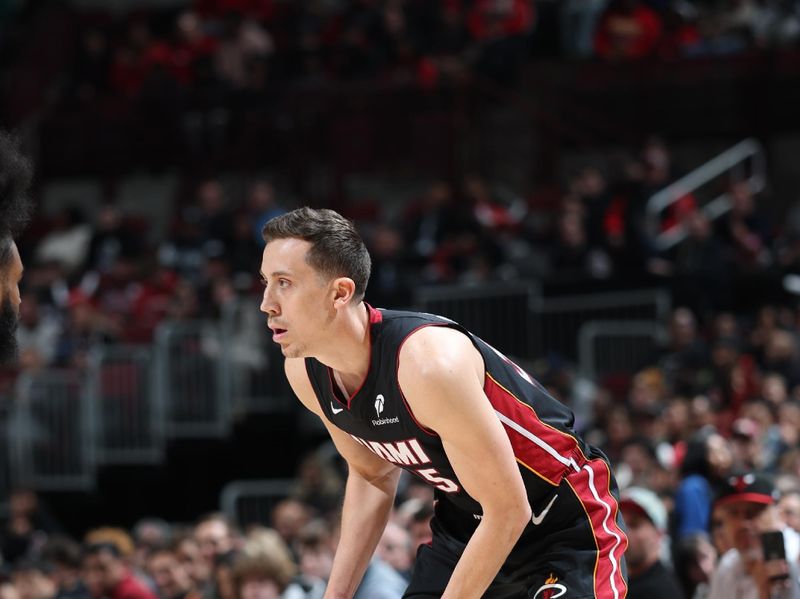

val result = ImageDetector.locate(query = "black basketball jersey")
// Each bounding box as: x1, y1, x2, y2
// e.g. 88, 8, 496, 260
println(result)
305, 306, 628, 595
308, 306, 591, 500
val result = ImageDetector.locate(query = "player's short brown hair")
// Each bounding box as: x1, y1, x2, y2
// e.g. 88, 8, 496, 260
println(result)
262, 207, 371, 301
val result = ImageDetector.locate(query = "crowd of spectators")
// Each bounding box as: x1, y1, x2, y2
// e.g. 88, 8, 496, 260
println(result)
48, 0, 800, 116
8, 133, 796, 376
4, 2, 800, 597
5, 127, 800, 598
0, 462, 434, 599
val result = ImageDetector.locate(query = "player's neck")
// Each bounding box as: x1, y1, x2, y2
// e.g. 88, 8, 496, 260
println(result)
315, 301, 371, 393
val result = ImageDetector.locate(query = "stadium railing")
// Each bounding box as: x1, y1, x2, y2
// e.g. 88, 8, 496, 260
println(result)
220, 478, 295, 529
1, 286, 672, 495
577, 319, 668, 382
154, 321, 232, 438
220, 300, 295, 415
8, 369, 95, 491
646, 138, 766, 251
88, 345, 163, 464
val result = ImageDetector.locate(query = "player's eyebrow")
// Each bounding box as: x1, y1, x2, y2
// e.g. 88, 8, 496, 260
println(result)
260, 270, 292, 279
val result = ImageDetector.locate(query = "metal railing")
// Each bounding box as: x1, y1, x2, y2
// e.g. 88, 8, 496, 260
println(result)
577, 320, 668, 380
0, 285, 675, 494
220, 301, 294, 415
88, 345, 163, 464
414, 282, 540, 360
220, 479, 295, 529
646, 138, 766, 251
532, 288, 671, 363
154, 321, 231, 438
8, 370, 95, 491
0, 401, 13, 513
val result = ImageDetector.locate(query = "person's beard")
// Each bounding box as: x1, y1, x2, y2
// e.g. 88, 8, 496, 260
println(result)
0, 297, 19, 364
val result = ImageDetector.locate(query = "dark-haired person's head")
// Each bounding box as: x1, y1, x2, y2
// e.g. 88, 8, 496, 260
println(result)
0, 131, 33, 364
146, 547, 194, 599
10, 560, 55, 599
260, 208, 371, 358
41, 536, 85, 593
261, 207, 370, 302
81, 543, 126, 598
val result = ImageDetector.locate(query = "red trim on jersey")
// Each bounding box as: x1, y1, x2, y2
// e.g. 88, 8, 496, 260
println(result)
366, 303, 383, 324
565, 459, 629, 599
326, 303, 380, 410
395, 323, 450, 438
484, 375, 581, 485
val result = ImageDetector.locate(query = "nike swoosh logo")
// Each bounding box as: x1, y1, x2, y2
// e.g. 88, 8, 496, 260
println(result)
331, 402, 344, 415
531, 494, 558, 525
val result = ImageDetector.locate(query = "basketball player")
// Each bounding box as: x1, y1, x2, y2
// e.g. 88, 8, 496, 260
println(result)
0, 131, 33, 364
260, 207, 628, 599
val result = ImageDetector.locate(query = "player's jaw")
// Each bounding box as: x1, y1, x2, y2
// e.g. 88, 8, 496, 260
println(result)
0, 297, 19, 364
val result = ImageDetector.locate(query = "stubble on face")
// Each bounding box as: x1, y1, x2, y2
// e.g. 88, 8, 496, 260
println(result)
0, 297, 18, 364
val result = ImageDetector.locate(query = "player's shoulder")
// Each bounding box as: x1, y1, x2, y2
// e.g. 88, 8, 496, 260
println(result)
399, 323, 477, 377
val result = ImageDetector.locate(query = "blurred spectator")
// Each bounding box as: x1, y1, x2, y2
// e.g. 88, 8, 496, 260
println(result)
54, 292, 121, 368
619, 486, 685, 599
82, 543, 157, 599
654, 307, 712, 397
84, 205, 144, 276
69, 28, 112, 103
406, 502, 433, 556
715, 181, 771, 270
294, 521, 333, 589
247, 181, 284, 246
0, 584, 21, 599
194, 514, 238, 572
669, 210, 732, 319
618, 435, 667, 492
376, 522, 413, 581
83, 528, 136, 562
213, 12, 273, 89
232, 544, 318, 599
35, 209, 92, 276
133, 519, 174, 573
594, 0, 663, 60
210, 551, 238, 599
145, 547, 201, 599
561, 0, 610, 57
289, 453, 343, 517
674, 428, 733, 540
778, 489, 800, 535
366, 223, 413, 309
674, 532, 718, 599
42, 536, 91, 599
270, 501, 311, 552
11, 561, 57, 599
402, 181, 471, 277
15, 291, 61, 369
173, 535, 210, 591
708, 472, 800, 599
2, 489, 61, 564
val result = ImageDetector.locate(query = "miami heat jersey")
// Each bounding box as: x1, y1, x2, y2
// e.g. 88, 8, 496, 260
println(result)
305, 306, 623, 534
305, 306, 628, 599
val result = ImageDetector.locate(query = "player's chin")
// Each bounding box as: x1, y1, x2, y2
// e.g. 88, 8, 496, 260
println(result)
282, 344, 305, 359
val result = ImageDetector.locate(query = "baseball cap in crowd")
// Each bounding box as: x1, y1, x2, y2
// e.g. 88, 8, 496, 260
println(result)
715, 472, 779, 508
619, 486, 667, 532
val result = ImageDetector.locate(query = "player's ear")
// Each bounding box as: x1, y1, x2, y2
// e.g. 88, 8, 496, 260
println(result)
332, 277, 356, 307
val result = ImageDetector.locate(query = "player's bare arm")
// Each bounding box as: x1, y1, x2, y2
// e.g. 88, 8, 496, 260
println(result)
285, 358, 401, 599
398, 326, 532, 599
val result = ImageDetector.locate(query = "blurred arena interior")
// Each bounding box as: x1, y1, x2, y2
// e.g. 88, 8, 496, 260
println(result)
3, 0, 800, 595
